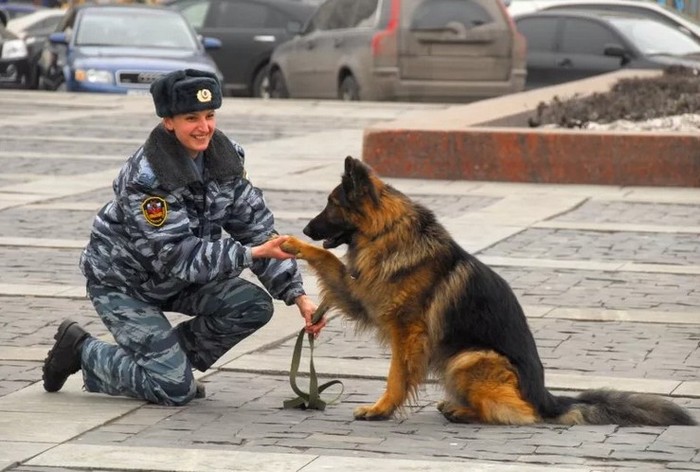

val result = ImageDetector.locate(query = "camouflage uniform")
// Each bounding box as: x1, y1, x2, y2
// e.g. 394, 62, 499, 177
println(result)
78, 123, 305, 406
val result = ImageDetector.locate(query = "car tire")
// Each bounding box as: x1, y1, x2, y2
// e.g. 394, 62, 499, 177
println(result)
338, 75, 360, 101
268, 68, 289, 99
252, 65, 270, 99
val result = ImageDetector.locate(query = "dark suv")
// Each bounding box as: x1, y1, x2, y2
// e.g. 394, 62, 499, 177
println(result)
268, 0, 526, 101
170, 0, 317, 97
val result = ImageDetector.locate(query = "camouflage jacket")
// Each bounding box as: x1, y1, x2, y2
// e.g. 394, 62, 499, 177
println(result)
79, 123, 305, 305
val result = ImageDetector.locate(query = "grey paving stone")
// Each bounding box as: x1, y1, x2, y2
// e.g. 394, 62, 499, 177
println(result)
481, 229, 700, 266
0, 247, 85, 285
553, 201, 700, 227
0, 208, 96, 239
0, 157, 122, 176
496, 267, 700, 313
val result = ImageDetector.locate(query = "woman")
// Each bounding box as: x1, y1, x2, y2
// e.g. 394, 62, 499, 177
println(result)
42, 69, 324, 406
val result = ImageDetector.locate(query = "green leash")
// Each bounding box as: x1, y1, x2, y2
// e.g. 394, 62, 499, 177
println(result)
283, 303, 344, 410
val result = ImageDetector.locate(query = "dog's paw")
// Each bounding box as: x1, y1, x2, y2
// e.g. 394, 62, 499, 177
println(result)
280, 236, 307, 257
353, 404, 393, 421
437, 401, 476, 423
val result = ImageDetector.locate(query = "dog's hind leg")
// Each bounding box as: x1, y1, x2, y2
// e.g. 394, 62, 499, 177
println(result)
442, 350, 540, 425
437, 400, 479, 423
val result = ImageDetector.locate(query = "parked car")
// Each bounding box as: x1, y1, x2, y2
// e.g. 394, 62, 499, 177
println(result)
515, 10, 700, 89
267, 0, 527, 102
0, 18, 29, 87
169, 0, 316, 97
6, 8, 64, 88
0, 2, 39, 26
507, 0, 700, 42
36, 3, 222, 93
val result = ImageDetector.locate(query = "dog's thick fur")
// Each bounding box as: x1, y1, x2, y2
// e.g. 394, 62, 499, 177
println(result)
281, 156, 696, 426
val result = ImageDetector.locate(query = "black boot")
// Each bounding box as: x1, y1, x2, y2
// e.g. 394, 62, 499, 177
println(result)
43, 319, 90, 392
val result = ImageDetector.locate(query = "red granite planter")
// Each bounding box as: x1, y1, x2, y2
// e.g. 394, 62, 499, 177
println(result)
362, 127, 700, 187
361, 70, 700, 187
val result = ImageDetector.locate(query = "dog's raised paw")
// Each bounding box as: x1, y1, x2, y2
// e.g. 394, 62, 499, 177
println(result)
280, 237, 303, 256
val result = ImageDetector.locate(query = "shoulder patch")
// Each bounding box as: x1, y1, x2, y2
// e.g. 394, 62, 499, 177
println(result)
141, 196, 167, 227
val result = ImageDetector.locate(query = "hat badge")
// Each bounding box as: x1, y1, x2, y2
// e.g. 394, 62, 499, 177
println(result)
196, 88, 212, 103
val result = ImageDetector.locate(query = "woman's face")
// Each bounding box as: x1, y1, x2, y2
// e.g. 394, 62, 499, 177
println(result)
163, 110, 216, 157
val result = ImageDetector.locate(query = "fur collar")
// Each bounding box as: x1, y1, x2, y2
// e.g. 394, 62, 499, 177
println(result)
143, 123, 244, 191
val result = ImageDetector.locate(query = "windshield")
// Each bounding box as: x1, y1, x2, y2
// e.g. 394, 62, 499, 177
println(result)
609, 17, 700, 56
75, 9, 199, 50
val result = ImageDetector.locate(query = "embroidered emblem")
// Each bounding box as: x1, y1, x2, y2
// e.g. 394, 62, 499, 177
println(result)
196, 89, 212, 103
141, 196, 167, 227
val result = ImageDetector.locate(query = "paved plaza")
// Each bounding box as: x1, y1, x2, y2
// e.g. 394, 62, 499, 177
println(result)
0, 90, 698, 471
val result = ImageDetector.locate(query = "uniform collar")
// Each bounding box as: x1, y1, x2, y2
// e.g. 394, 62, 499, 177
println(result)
143, 123, 244, 191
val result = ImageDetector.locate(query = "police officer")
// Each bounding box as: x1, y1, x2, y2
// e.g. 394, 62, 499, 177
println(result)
42, 69, 324, 406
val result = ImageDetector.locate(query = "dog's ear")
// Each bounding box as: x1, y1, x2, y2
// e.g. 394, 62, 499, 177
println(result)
342, 156, 380, 206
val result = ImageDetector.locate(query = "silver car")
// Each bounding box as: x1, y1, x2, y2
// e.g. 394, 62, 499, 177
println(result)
268, 0, 526, 102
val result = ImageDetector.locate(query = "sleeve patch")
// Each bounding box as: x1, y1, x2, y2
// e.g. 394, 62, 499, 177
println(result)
141, 196, 168, 227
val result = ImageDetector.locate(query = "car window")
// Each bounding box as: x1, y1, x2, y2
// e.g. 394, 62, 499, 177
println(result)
354, 0, 378, 27
516, 17, 558, 52
609, 17, 700, 56
410, 0, 493, 30
213, 1, 262, 27
76, 10, 198, 50
309, 0, 356, 31
548, 4, 680, 31
210, 0, 288, 28
560, 18, 617, 55
26, 15, 62, 35
178, 0, 211, 28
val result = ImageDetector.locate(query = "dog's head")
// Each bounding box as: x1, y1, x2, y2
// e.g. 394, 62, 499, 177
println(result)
304, 156, 382, 248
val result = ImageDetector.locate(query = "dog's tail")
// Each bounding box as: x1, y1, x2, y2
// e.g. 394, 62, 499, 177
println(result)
552, 390, 696, 426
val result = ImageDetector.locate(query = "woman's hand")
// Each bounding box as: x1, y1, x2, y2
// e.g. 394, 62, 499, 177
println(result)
251, 236, 294, 260
295, 294, 326, 338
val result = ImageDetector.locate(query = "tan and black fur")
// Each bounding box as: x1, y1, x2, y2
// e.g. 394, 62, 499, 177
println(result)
281, 156, 696, 426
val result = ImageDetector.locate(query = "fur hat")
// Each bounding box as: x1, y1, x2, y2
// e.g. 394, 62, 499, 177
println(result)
150, 69, 222, 118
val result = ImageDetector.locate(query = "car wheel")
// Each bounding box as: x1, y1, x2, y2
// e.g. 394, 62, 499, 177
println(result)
338, 75, 360, 101
268, 69, 289, 99
252, 65, 270, 99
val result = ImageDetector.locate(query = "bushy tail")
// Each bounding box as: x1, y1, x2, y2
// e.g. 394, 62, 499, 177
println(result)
553, 390, 696, 426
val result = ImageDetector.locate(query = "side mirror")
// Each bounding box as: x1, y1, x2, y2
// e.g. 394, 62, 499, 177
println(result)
48, 31, 69, 45
604, 43, 630, 65
202, 36, 222, 50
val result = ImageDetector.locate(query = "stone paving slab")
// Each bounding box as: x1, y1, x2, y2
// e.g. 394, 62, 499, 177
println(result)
553, 200, 700, 227
52, 370, 699, 470
0, 90, 699, 471
482, 228, 700, 265
221, 316, 700, 383
23, 443, 589, 472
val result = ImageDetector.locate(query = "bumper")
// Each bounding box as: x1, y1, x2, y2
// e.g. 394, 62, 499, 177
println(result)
0, 58, 30, 88
369, 67, 527, 102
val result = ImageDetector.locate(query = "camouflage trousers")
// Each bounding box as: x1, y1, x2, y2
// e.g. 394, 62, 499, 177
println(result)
80, 278, 273, 406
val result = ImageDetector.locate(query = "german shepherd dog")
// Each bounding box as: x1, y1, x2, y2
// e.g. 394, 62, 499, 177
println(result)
281, 156, 696, 426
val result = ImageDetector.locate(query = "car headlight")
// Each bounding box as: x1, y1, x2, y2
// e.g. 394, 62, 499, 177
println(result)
1, 39, 28, 60
75, 69, 113, 84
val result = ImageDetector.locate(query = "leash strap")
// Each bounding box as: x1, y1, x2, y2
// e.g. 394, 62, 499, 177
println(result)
284, 303, 343, 410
